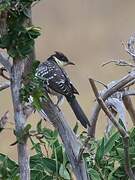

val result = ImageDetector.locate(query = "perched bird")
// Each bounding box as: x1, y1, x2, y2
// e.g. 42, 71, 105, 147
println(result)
35, 51, 90, 128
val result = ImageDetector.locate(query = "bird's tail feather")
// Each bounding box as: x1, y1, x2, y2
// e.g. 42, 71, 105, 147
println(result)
66, 96, 90, 128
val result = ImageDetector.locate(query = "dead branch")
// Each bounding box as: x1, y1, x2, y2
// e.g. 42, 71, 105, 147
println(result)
0, 53, 12, 73
123, 95, 135, 126
89, 71, 135, 137
102, 59, 135, 68
0, 81, 10, 91
89, 78, 135, 180
0, 111, 9, 130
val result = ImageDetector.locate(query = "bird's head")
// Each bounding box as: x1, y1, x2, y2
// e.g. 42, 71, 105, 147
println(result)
52, 51, 75, 67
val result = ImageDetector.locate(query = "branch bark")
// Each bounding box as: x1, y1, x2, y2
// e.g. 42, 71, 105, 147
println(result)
10, 59, 30, 180
40, 94, 89, 180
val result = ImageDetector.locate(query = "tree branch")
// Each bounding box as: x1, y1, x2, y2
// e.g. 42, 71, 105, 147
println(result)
89, 78, 135, 180
0, 53, 12, 73
0, 81, 10, 91
0, 111, 9, 131
123, 95, 135, 126
10, 59, 30, 180
40, 93, 89, 180
89, 72, 135, 137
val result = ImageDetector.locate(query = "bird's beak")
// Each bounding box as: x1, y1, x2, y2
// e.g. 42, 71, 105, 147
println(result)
68, 61, 75, 65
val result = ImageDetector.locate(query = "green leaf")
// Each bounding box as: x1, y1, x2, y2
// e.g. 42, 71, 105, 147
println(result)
59, 164, 70, 180
42, 158, 59, 174
95, 137, 105, 163
104, 132, 119, 155
30, 137, 42, 155
36, 119, 42, 133
89, 168, 101, 180
73, 122, 79, 134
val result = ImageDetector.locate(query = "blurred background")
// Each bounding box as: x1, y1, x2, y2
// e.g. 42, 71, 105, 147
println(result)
0, 0, 135, 159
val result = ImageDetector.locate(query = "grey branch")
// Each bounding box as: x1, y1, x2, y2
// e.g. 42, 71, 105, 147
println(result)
0, 53, 12, 73
40, 93, 89, 180
0, 81, 10, 91
10, 59, 30, 180
89, 78, 135, 180
102, 59, 135, 68
0, 111, 9, 130
89, 72, 135, 137
123, 95, 135, 126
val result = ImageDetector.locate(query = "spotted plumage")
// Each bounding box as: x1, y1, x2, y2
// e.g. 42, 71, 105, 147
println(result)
36, 56, 79, 99
35, 51, 90, 128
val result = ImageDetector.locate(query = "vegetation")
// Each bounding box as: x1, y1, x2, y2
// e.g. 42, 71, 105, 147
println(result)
0, 0, 135, 180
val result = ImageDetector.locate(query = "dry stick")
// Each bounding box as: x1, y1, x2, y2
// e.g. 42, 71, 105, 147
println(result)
0, 81, 10, 91
89, 78, 135, 180
0, 111, 9, 130
123, 96, 135, 126
0, 53, 12, 73
89, 72, 135, 137
40, 94, 89, 180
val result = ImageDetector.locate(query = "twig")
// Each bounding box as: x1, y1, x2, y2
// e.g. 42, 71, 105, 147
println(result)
123, 89, 135, 97
0, 81, 10, 91
89, 71, 135, 137
122, 36, 135, 60
89, 78, 135, 179
0, 53, 12, 73
0, 67, 10, 80
78, 136, 91, 161
102, 59, 135, 68
123, 95, 135, 126
123, 79, 135, 89
0, 111, 9, 130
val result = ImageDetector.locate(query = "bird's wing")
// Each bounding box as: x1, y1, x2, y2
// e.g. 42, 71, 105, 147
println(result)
36, 61, 79, 97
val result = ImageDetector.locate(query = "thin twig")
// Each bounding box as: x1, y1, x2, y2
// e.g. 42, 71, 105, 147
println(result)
123, 79, 135, 89
102, 59, 135, 68
0, 67, 10, 80
0, 53, 12, 73
123, 89, 135, 97
89, 78, 135, 180
0, 81, 10, 91
78, 136, 91, 161
0, 111, 9, 130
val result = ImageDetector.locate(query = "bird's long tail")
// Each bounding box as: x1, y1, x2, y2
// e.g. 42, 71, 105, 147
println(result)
66, 96, 90, 128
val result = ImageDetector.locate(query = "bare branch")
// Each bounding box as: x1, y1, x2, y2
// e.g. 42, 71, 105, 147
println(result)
0, 81, 10, 91
10, 59, 30, 180
40, 93, 89, 180
0, 111, 9, 130
122, 34, 135, 60
89, 78, 135, 180
89, 72, 135, 137
102, 59, 135, 68
0, 53, 12, 74
123, 96, 135, 126
0, 67, 10, 80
